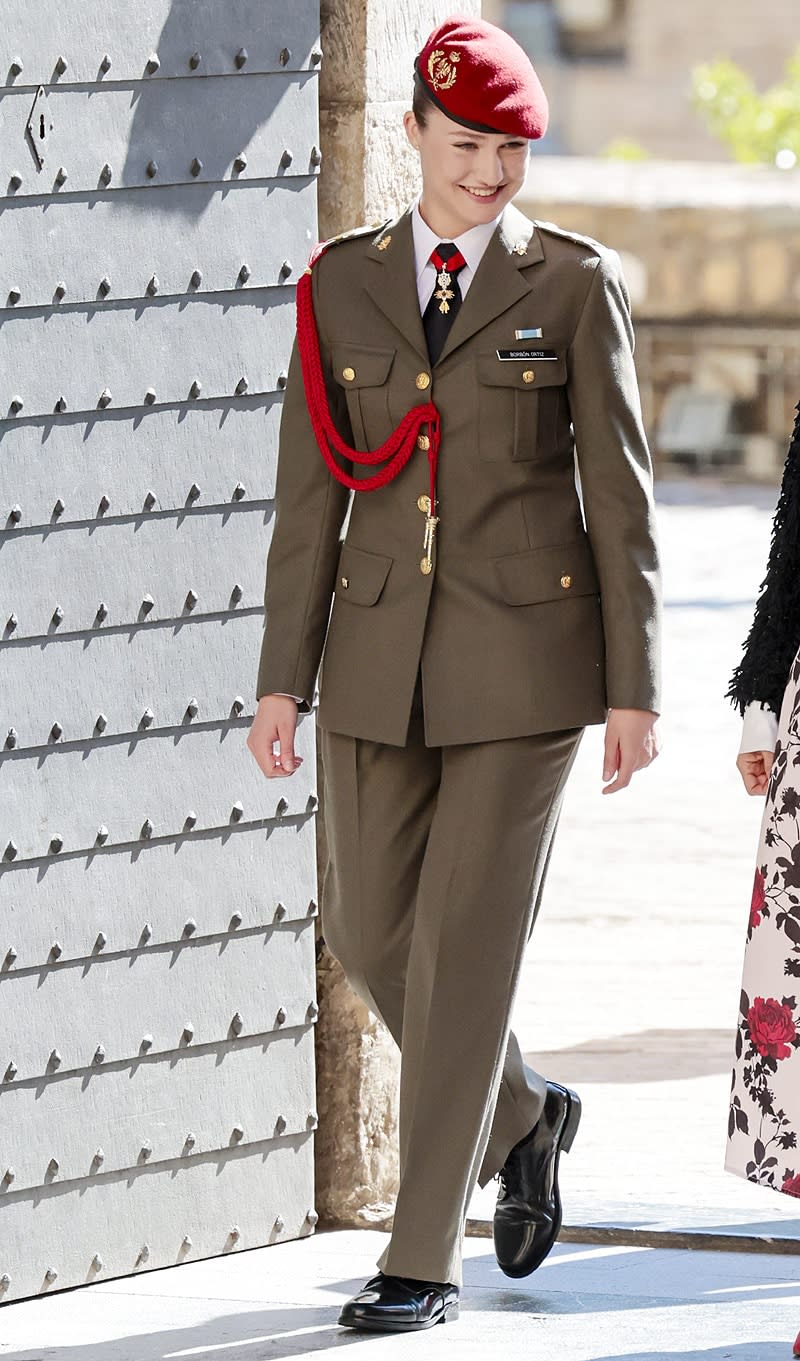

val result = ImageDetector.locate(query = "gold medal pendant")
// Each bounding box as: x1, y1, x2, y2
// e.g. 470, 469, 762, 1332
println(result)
435, 268, 455, 315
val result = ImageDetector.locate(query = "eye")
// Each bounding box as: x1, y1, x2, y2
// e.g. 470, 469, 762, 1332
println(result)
455, 141, 479, 150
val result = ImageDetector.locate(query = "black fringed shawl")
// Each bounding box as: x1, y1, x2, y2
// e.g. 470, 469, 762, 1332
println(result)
728, 401, 800, 717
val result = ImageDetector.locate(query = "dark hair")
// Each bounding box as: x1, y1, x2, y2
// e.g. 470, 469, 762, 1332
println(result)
412, 70, 436, 128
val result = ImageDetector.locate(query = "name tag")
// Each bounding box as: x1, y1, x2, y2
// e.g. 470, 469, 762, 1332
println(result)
496, 348, 558, 362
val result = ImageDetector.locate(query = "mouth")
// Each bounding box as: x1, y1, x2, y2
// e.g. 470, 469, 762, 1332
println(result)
460, 184, 505, 203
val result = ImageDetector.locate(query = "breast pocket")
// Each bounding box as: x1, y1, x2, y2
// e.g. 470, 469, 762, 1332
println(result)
476, 352, 567, 462
332, 345, 396, 453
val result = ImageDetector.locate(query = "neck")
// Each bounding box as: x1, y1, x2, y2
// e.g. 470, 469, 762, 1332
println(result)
418, 193, 494, 242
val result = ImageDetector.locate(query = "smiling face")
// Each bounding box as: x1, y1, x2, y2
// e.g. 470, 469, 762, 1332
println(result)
404, 104, 530, 240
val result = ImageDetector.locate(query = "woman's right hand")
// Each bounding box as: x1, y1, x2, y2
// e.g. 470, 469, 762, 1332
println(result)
246, 695, 304, 779
736, 749, 774, 796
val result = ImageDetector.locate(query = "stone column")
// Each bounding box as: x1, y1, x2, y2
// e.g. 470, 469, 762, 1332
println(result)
312, 0, 481, 1229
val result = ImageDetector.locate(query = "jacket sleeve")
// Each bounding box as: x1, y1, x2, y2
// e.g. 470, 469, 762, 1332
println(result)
255, 258, 352, 709
566, 248, 663, 714
727, 403, 800, 718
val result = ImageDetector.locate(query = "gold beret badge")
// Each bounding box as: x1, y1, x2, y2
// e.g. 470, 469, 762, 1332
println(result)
427, 48, 461, 92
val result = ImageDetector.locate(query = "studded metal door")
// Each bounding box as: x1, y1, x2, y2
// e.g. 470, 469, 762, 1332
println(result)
0, 2, 322, 1303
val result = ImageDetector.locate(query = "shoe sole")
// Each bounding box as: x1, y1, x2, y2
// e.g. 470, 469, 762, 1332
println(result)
496, 1088, 582, 1279
338, 1302, 460, 1332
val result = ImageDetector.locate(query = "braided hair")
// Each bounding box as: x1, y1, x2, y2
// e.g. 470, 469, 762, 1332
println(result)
728, 401, 800, 716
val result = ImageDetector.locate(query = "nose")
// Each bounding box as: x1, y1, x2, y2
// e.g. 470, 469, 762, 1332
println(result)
475, 143, 504, 187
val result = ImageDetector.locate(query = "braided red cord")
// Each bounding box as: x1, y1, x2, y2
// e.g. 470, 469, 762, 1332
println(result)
296, 247, 441, 506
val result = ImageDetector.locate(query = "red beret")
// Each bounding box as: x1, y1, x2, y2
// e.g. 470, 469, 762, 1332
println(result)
415, 15, 548, 141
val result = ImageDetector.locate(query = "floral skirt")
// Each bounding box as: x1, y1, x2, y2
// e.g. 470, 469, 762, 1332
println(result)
727, 647, 800, 1197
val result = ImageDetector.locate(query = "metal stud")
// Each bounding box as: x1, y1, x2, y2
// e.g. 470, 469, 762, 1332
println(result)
307, 1111, 319, 1129
181, 1235, 193, 1250
44, 1267, 58, 1284
4, 730, 17, 750
274, 902, 287, 922
275, 1117, 287, 1136
98, 276, 112, 298
49, 836, 64, 854
307, 1001, 320, 1022
140, 1034, 153, 1052
280, 149, 293, 169
55, 55, 67, 75
55, 166, 68, 186
95, 826, 109, 844
100, 54, 112, 74
143, 491, 156, 510
233, 153, 247, 173
238, 262, 251, 284
54, 282, 66, 300
10, 397, 23, 414
140, 923, 153, 944
47, 1157, 59, 1176
184, 811, 198, 829
4, 842, 18, 861
145, 53, 160, 75
275, 1006, 287, 1026
100, 163, 112, 185
274, 1213, 285, 1231
230, 1124, 244, 1143
235, 375, 248, 395
189, 269, 202, 288
232, 696, 245, 716
2, 1168, 15, 1186
229, 1225, 241, 1241
279, 260, 292, 281
182, 1023, 194, 1043
308, 899, 318, 917
91, 1254, 103, 1272
3, 948, 17, 968
146, 160, 158, 178
183, 919, 197, 937
98, 494, 110, 514
52, 608, 64, 628
141, 818, 154, 839
140, 1141, 152, 1161
189, 379, 202, 398
4, 1062, 17, 1082
185, 589, 198, 610
9, 174, 22, 191
306, 1209, 319, 1227
189, 51, 201, 69
233, 483, 246, 501
98, 388, 112, 408
91, 1149, 105, 1169
9, 58, 23, 76
54, 396, 67, 413
95, 602, 108, 622
277, 371, 288, 390
95, 714, 108, 734
53, 498, 65, 518
48, 1049, 62, 1069
144, 388, 156, 405
310, 48, 323, 65
229, 912, 243, 930
141, 596, 154, 615
275, 798, 288, 818
183, 1132, 196, 1152
94, 932, 107, 952
235, 47, 248, 68
92, 1045, 105, 1065
0, 1274, 10, 1289
9, 506, 22, 524
231, 582, 243, 602
231, 801, 244, 823
186, 699, 199, 718
146, 274, 159, 296
136, 1244, 150, 1265
306, 793, 319, 814
279, 48, 291, 66
190, 157, 203, 177
230, 1011, 244, 1035
187, 482, 201, 502
311, 145, 322, 167
50, 940, 63, 959
8, 288, 20, 305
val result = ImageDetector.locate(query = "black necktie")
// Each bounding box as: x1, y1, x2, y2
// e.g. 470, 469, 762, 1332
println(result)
423, 242, 467, 366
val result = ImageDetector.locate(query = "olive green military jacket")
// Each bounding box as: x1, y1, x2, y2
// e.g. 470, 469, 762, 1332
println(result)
256, 202, 662, 747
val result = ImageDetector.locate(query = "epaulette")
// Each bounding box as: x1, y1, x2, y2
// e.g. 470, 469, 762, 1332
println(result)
532, 219, 608, 258
319, 219, 393, 252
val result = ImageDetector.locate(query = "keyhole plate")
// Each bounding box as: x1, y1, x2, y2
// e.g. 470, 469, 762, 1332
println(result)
25, 86, 54, 170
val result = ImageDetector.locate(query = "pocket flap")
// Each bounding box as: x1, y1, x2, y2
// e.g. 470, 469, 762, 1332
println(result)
477, 352, 567, 389
335, 542, 393, 606
332, 345, 396, 388
491, 538, 600, 605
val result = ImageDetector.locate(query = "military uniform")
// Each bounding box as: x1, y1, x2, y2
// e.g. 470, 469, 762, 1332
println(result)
255, 13, 662, 1318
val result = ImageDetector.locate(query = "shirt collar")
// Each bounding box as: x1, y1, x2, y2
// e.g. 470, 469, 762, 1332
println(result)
411, 198, 501, 283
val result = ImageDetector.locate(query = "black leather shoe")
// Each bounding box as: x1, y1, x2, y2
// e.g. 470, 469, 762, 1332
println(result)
338, 1272, 460, 1332
493, 1080, 581, 1278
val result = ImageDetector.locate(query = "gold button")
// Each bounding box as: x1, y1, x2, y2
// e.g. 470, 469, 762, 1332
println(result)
416, 372, 431, 390
341, 576, 349, 589
417, 434, 431, 451
417, 494, 431, 514
420, 557, 433, 575
342, 367, 355, 382
560, 575, 572, 589
522, 370, 535, 384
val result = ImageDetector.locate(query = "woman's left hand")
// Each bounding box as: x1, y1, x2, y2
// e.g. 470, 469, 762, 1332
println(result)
736, 749, 774, 796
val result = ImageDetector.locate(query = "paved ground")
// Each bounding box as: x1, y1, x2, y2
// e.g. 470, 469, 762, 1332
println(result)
3, 481, 800, 1356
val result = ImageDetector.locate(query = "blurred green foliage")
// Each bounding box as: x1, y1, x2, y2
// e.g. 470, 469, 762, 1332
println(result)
692, 51, 800, 168
602, 137, 651, 161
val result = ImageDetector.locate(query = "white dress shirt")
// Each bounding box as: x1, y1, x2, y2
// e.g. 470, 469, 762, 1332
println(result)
272, 202, 503, 706
739, 700, 779, 755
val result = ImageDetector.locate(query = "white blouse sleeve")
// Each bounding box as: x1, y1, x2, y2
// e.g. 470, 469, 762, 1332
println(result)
739, 701, 779, 755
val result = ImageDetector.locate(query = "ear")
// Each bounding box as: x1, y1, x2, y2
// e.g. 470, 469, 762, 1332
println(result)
403, 110, 422, 152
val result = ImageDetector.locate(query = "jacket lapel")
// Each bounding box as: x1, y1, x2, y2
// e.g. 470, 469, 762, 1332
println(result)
436, 205, 544, 365
363, 209, 429, 366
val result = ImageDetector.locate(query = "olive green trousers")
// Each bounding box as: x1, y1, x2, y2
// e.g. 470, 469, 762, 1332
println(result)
319, 672, 583, 1288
